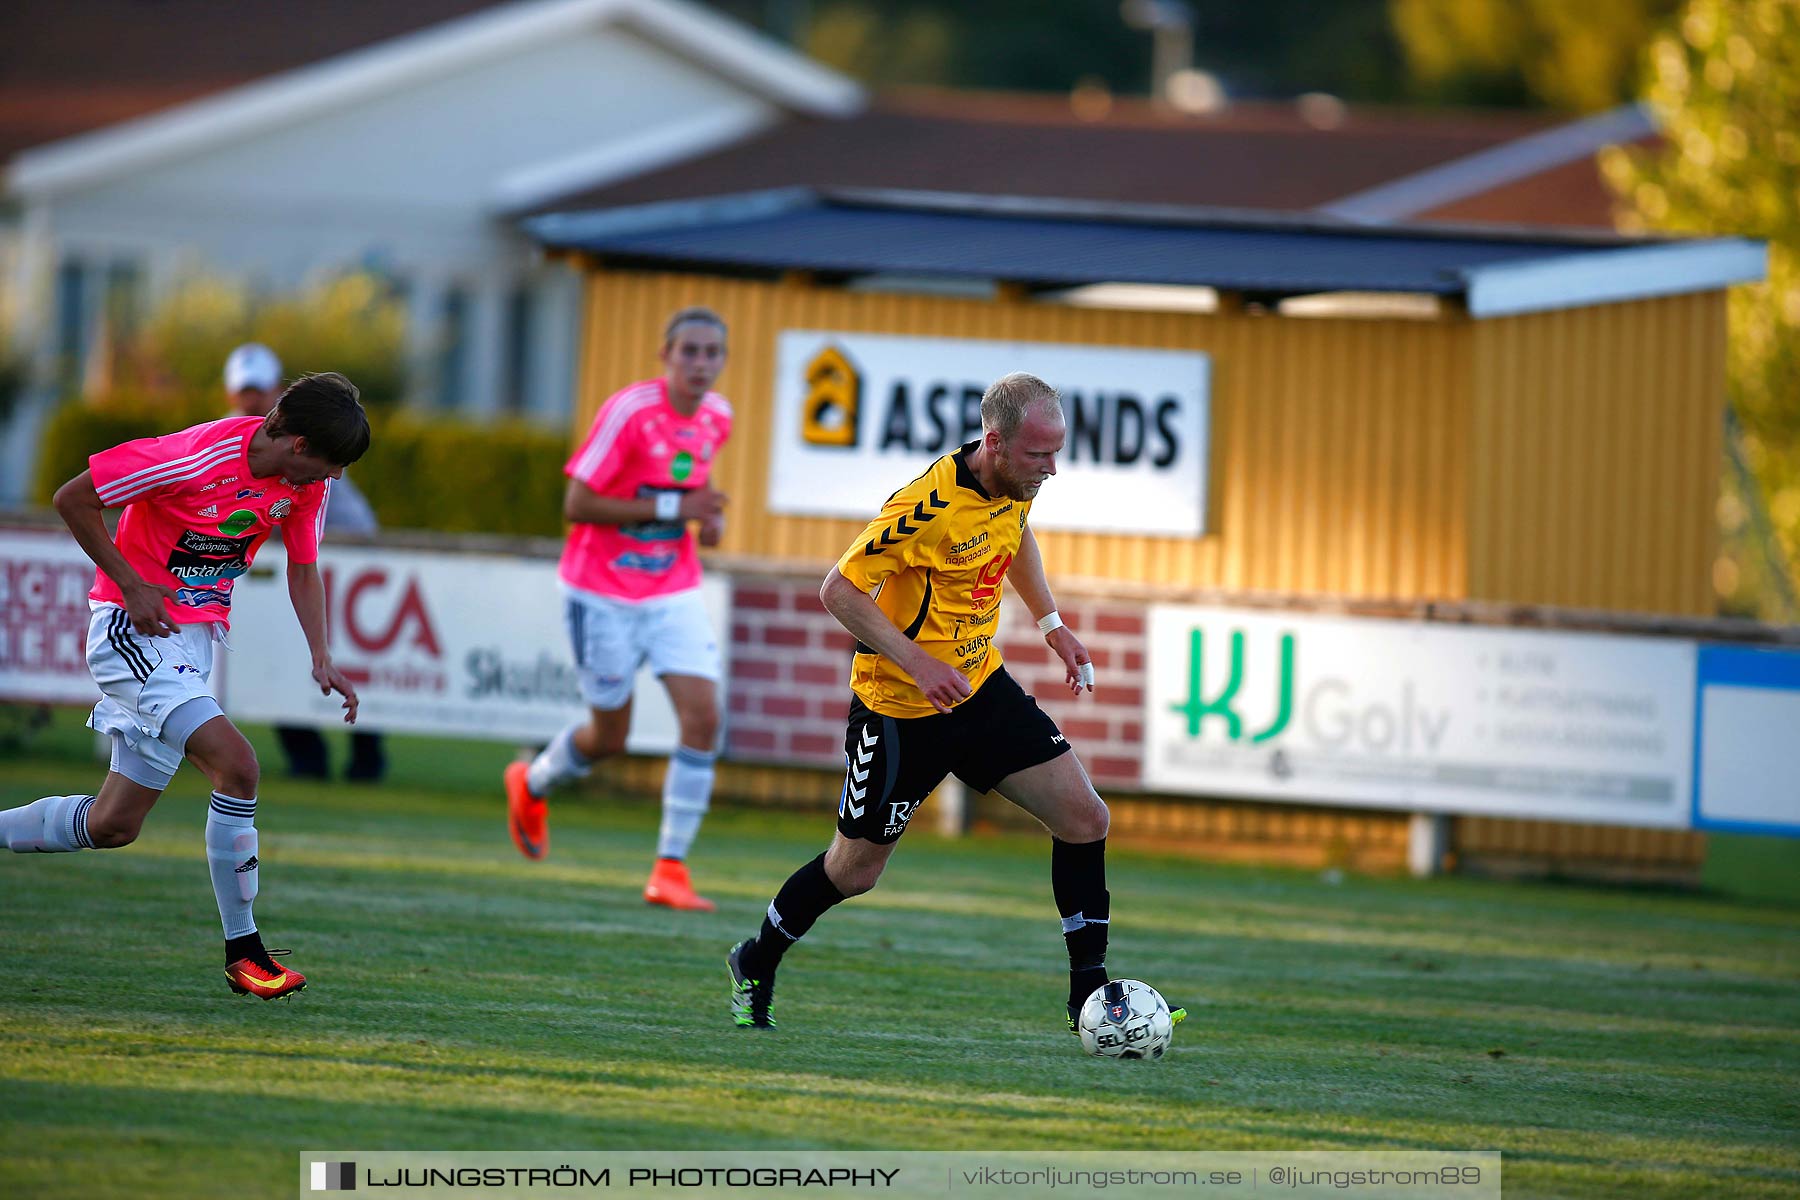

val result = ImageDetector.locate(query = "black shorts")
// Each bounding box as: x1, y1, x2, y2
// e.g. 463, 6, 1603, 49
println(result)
835, 667, 1071, 844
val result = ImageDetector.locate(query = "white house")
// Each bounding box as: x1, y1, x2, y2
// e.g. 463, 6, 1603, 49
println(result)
0, 0, 861, 500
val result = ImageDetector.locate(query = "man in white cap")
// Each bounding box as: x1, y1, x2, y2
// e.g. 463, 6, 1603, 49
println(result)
224, 343, 386, 781
224, 343, 283, 416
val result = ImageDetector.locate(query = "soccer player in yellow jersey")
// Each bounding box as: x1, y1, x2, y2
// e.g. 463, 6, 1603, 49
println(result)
728, 372, 1184, 1036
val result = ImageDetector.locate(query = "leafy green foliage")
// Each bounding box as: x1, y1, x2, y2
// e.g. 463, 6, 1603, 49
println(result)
1602, 0, 1800, 618
1, 747, 1796, 1198
711, 0, 1416, 102
354, 414, 568, 537
32, 405, 170, 503
1391, 0, 1682, 111
127, 272, 407, 410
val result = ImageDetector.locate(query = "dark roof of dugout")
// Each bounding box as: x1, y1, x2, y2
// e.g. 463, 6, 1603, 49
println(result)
523, 188, 1764, 319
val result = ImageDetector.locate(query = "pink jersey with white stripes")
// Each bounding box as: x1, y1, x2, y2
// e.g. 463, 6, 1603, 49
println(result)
560, 378, 733, 602
86, 415, 326, 627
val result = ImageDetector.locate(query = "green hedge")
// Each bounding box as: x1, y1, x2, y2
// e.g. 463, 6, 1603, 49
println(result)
355, 415, 568, 536
33, 404, 570, 538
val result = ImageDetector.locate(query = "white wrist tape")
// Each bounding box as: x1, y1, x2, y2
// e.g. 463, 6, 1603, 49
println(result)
655, 492, 682, 522
1037, 611, 1064, 635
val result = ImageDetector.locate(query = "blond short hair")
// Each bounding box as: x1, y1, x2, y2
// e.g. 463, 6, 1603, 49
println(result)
980, 372, 1062, 440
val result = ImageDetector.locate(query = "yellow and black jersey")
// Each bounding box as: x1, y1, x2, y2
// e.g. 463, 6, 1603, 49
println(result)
834, 441, 1032, 717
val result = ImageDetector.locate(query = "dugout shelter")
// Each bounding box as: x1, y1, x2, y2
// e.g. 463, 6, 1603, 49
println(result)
526, 188, 1772, 876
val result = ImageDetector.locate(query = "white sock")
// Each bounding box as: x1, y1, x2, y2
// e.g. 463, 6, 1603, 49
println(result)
1, 794, 97, 853
656, 746, 714, 861
205, 792, 259, 939
527, 721, 593, 798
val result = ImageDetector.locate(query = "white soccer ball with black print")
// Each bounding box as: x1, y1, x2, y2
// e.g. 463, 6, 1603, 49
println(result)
1077, 979, 1173, 1060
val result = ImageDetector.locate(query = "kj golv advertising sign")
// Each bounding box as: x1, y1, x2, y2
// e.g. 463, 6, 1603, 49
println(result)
770, 331, 1211, 535
1144, 605, 1698, 827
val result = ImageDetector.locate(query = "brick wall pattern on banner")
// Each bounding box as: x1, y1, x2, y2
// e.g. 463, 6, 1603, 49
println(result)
726, 575, 1148, 791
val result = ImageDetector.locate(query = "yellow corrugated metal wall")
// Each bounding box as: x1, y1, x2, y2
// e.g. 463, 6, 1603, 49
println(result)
579, 270, 1727, 610
577, 269, 1725, 869
578, 269, 1476, 599
1467, 291, 1727, 613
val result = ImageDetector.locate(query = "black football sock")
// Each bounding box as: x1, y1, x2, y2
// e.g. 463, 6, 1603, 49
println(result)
1052, 836, 1110, 1008
224, 931, 277, 972
741, 852, 846, 978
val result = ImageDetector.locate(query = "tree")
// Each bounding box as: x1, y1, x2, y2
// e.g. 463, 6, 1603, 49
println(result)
1391, 0, 1681, 111
1602, 0, 1800, 619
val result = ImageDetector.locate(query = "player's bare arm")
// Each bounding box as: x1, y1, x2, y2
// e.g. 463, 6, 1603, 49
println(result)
562, 477, 726, 527
1008, 527, 1093, 695
287, 559, 359, 724
52, 469, 178, 637
820, 568, 972, 714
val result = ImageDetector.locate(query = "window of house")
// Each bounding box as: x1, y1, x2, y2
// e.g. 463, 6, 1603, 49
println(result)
502, 283, 534, 415
437, 286, 470, 410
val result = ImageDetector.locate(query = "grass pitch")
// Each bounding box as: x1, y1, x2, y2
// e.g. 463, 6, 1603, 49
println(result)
1, 728, 1797, 1200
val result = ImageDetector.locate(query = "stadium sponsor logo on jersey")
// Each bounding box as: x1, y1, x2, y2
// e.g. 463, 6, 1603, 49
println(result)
802, 344, 861, 448
269, 498, 293, 521
948, 532, 988, 556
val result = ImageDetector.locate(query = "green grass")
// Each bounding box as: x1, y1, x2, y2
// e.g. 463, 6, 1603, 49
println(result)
2, 734, 1798, 1200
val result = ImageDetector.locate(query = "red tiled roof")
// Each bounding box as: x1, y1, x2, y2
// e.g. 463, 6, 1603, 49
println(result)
1418, 148, 1644, 229
535, 89, 1620, 227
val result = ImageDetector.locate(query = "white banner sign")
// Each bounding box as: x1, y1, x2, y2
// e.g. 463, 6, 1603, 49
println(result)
220, 544, 727, 753
0, 527, 101, 706
769, 331, 1211, 535
1145, 605, 1698, 827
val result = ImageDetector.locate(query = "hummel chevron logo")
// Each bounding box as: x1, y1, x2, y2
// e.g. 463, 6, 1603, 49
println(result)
842, 727, 879, 817
864, 489, 949, 555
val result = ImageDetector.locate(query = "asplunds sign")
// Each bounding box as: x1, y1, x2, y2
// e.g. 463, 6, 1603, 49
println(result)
770, 331, 1211, 535
1144, 605, 1697, 827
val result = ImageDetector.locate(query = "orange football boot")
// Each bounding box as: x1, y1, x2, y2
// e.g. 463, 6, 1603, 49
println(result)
225, 950, 306, 1000
644, 857, 716, 911
505, 761, 548, 860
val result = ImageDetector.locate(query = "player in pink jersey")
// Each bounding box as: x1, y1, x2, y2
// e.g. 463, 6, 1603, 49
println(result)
0, 373, 370, 1001
505, 307, 733, 911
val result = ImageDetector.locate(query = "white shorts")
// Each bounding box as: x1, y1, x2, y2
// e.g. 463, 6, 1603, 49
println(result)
562, 586, 720, 710
85, 602, 224, 788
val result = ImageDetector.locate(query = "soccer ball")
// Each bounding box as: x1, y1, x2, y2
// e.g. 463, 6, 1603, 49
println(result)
1076, 979, 1174, 1060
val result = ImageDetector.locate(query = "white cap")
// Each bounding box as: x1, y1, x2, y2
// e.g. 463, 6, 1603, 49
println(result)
224, 343, 281, 393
